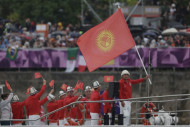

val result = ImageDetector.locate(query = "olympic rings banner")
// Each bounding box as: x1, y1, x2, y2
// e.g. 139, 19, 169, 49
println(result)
0, 48, 190, 68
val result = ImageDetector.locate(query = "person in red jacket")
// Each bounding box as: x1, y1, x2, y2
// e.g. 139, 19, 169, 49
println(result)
90, 81, 101, 125
39, 97, 48, 125
39, 89, 54, 125
11, 95, 25, 125
119, 70, 149, 125
82, 86, 92, 125
56, 90, 66, 125
46, 94, 58, 125
101, 89, 112, 124
64, 86, 82, 124
24, 79, 46, 125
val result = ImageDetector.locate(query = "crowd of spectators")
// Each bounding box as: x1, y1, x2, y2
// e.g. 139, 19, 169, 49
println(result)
0, 18, 82, 49
133, 0, 190, 48
0, 0, 190, 49
134, 34, 190, 48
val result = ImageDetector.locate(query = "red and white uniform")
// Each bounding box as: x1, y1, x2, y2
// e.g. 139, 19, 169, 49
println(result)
47, 101, 59, 125
90, 90, 101, 125
39, 97, 48, 125
11, 101, 25, 125
81, 97, 91, 125
24, 85, 46, 125
69, 106, 82, 120
119, 78, 144, 100
64, 95, 78, 120
101, 90, 112, 114
81, 97, 90, 119
101, 90, 112, 124
56, 99, 65, 125
119, 78, 145, 125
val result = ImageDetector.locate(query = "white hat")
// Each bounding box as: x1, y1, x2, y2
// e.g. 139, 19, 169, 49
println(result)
59, 91, 66, 97
67, 86, 74, 92
93, 81, 101, 88
29, 87, 38, 95
85, 86, 92, 91
12, 95, 19, 102
47, 94, 55, 101
121, 70, 130, 76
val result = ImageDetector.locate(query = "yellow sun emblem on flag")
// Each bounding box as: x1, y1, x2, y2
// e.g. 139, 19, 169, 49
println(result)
96, 30, 114, 52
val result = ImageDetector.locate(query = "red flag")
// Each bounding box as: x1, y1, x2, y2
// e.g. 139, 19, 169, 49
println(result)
77, 9, 136, 72
49, 80, 54, 88
5, 80, 12, 91
26, 86, 32, 95
78, 52, 86, 72
74, 81, 84, 91
61, 84, 67, 91
74, 81, 80, 91
35, 72, 42, 79
104, 76, 114, 82
79, 83, 84, 90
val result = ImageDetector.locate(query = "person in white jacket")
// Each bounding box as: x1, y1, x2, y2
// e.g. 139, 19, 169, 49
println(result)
0, 89, 13, 125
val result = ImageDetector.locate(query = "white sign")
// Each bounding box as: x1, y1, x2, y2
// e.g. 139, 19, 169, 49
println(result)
36, 24, 47, 31
0, 84, 5, 94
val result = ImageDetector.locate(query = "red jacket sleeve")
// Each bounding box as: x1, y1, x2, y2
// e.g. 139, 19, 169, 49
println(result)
35, 85, 46, 99
91, 92, 100, 101
131, 78, 145, 85
101, 90, 108, 100
39, 97, 48, 105
19, 101, 25, 107
64, 96, 78, 105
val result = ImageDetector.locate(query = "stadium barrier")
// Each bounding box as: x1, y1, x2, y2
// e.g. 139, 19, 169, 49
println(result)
0, 47, 190, 68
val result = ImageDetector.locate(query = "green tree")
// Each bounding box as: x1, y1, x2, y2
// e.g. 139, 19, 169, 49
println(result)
0, 0, 190, 26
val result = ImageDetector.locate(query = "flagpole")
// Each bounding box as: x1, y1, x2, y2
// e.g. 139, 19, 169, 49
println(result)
125, 0, 142, 21
135, 46, 152, 84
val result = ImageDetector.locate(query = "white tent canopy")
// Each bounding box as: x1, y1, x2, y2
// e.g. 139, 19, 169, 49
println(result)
162, 28, 178, 35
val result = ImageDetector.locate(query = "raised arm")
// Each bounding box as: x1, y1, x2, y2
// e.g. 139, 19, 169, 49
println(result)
131, 75, 150, 85
131, 78, 145, 85
39, 89, 54, 105
35, 79, 46, 99
39, 97, 48, 105
64, 96, 78, 105
0, 93, 13, 108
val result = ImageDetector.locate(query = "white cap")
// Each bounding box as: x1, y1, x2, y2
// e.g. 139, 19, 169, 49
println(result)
121, 70, 130, 76
12, 95, 19, 102
85, 86, 92, 91
93, 81, 101, 88
29, 87, 38, 95
59, 91, 66, 97
67, 86, 74, 92
47, 94, 55, 101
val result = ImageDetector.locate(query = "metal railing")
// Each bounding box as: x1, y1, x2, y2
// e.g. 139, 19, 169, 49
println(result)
131, 97, 190, 124
1, 93, 190, 125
